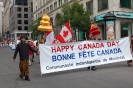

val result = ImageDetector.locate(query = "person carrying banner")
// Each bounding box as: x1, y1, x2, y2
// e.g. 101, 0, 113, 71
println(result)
87, 34, 97, 71
13, 36, 39, 81
36, 42, 39, 52
28, 40, 35, 66
127, 35, 133, 67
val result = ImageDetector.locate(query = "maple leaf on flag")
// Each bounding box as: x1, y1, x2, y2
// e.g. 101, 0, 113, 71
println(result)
63, 30, 68, 37
56, 21, 73, 43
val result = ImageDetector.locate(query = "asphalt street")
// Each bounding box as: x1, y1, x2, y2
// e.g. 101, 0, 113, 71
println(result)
0, 47, 133, 88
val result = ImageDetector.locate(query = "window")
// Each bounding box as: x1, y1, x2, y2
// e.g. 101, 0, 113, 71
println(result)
15, 0, 28, 5
38, 13, 39, 18
121, 22, 132, 38
98, 0, 108, 11
46, 7, 49, 13
59, 0, 62, 7
15, 1, 21, 5
18, 3, 21, 5
86, 1, 93, 14
40, 11, 42, 17
120, 0, 131, 8
18, 26, 22, 30
36, 15, 37, 20
17, 14, 21, 18
24, 8, 28, 12
17, 7, 21, 11
43, 9, 45, 14
54, 2, 57, 9
43, 0, 45, 4
40, 0, 42, 7
36, 6, 37, 11
24, 26, 28, 30
64, 0, 68, 3
24, 20, 28, 24
24, 14, 28, 18
18, 20, 21, 24
31, 2, 33, 12
24, 2, 27, 5
50, 5, 53, 12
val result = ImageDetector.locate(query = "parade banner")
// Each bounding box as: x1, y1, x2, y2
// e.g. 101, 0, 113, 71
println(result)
39, 37, 132, 74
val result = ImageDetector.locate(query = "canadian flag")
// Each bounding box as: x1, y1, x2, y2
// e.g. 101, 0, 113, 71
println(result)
45, 21, 56, 44
56, 22, 73, 43
45, 31, 55, 44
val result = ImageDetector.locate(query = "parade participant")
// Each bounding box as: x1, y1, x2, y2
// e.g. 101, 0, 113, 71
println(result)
127, 35, 133, 67
13, 36, 39, 81
31, 41, 35, 61
1, 42, 3, 47
88, 34, 97, 71
28, 40, 35, 66
36, 42, 39, 51
11, 42, 16, 50
36, 41, 40, 63
70, 38, 75, 43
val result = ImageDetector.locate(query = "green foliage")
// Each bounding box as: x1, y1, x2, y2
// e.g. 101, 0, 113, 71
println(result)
0, 37, 2, 42
28, 17, 43, 40
57, 1, 91, 31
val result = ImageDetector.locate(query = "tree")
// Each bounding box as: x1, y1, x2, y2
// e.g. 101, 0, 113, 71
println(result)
57, 1, 91, 31
0, 37, 2, 42
28, 17, 43, 40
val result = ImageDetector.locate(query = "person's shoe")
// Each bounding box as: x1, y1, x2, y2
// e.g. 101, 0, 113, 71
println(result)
128, 63, 132, 67
32, 60, 34, 62
25, 78, 30, 81
87, 67, 90, 69
91, 67, 97, 71
25, 76, 30, 81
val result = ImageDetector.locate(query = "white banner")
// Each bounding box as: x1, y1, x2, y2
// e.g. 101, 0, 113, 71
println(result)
39, 37, 132, 74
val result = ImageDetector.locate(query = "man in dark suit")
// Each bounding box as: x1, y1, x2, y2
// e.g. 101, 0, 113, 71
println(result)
13, 36, 39, 81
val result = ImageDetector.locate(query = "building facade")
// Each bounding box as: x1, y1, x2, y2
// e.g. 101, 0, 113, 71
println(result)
33, 0, 133, 40
0, 2, 3, 38
9, 0, 33, 40
33, 0, 77, 36
3, 0, 10, 37
0, 0, 4, 2
89, 0, 133, 39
